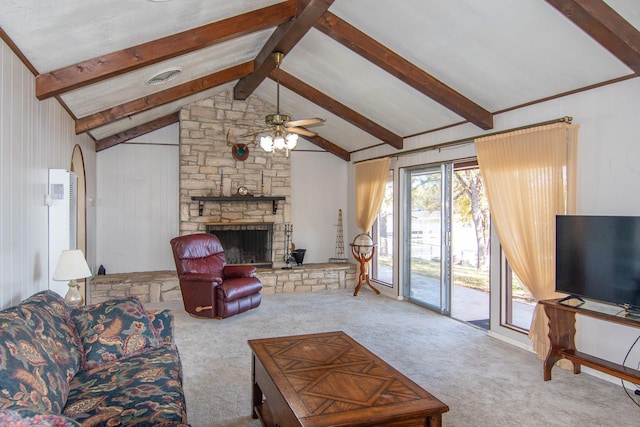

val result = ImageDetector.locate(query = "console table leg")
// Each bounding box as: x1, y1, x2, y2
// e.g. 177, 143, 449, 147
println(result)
543, 302, 579, 381
543, 351, 562, 381
251, 355, 259, 419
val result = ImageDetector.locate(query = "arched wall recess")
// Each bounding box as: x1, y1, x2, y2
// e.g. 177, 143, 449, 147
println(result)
71, 145, 88, 303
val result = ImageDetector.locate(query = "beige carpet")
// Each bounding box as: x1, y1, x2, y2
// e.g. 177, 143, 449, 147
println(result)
149, 289, 639, 427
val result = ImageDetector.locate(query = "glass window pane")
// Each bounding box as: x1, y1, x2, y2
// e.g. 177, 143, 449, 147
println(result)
503, 260, 536, 331
372, 170, 393, 286
404, 167, 446, 311
451, 166, 491, 328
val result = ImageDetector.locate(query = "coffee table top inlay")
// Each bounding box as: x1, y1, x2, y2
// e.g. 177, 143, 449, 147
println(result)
249, 331, 449, 425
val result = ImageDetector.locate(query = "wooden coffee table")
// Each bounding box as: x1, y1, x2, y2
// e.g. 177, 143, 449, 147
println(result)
248, 331, 449, 426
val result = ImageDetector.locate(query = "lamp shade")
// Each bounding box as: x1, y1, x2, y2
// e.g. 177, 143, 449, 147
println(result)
53, 249, 92, 281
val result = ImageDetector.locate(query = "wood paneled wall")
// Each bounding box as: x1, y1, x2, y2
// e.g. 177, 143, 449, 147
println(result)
0, 40, 96, 309
96, 130, 179, 274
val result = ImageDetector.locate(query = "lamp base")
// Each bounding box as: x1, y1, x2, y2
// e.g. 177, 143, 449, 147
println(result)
65, 280, 84, 307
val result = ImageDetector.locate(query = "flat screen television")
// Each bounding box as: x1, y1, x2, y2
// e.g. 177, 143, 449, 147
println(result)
555, 215, 640, 311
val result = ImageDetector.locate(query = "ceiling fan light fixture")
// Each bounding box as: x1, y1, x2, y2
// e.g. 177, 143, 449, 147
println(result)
260, 136, 274, 152
273, 133, 286, 150
258, 52, 323, 156
285, 133, 298, 150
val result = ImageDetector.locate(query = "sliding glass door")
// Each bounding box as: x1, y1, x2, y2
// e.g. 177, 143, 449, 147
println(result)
403, 165, 452, 314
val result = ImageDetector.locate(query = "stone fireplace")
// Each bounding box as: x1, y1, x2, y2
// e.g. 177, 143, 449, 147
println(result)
178, 90, 291, 267
89, 95, 359, 303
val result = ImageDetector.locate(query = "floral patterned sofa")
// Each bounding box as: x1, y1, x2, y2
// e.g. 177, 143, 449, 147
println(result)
0, 290, 188, 426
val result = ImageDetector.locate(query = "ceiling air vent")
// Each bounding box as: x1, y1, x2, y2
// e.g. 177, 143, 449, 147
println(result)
146, 68, 181, 86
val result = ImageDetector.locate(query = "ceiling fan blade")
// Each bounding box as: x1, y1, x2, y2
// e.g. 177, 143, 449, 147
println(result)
287, 127, 317, 137
285, 118, 325, 128
238, 127, 270, 137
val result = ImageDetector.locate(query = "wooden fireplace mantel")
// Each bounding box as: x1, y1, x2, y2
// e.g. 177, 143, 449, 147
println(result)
191, 196, 286, 216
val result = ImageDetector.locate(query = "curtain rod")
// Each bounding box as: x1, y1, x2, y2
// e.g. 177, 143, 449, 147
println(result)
353, 116, 573, 164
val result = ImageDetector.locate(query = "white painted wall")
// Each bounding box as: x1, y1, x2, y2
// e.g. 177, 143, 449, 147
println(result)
351, 76, 640, 381
290, 141, 350, 264
504, 78, 640, 378
95, 131, 349, 270
0, 39, 96, 309
96, 125, 179, 273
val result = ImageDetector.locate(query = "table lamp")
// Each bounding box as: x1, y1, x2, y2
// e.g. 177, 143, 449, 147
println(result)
53, 249, 91, 307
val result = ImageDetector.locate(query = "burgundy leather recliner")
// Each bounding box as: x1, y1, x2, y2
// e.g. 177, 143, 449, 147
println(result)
170, 233, 262, 319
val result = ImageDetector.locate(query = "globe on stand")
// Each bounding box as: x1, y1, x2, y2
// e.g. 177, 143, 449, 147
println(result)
350, 233, 380, 296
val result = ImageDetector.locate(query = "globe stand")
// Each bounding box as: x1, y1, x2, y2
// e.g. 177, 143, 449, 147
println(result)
350, 234, 380, 297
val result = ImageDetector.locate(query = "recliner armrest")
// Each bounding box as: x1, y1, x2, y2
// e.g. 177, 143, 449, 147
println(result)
223, 265, 257, 279
179, 273, 223, 285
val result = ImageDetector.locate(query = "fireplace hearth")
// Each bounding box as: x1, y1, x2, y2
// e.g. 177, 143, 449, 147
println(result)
206, 223, 274, 267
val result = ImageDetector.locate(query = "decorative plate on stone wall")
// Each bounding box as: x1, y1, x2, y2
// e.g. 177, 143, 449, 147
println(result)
227, 129, 256, 161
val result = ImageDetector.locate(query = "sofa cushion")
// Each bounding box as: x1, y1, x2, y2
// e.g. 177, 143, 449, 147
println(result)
63, 344, 188, 427
0, 409, 81, 426
147, 308, 174, 344
0, 291, 81, 414
17, 291, 83, 375
71, 296, 161, 370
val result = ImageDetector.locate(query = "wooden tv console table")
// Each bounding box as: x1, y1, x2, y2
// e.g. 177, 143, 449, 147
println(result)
540, 298, 640, 382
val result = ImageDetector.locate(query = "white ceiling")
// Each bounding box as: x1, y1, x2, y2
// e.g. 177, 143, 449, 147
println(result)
0, 0, 637, 160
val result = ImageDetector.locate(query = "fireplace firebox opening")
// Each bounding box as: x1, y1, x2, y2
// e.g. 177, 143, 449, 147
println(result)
206, 222, 274, 267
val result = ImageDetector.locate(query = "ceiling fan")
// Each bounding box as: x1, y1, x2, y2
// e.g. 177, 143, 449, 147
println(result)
254, 51, 325, 155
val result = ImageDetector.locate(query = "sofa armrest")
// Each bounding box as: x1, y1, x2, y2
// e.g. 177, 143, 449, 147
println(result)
179, 273, 223, 285
147, 309, 175, 344
223, 265, 257, 278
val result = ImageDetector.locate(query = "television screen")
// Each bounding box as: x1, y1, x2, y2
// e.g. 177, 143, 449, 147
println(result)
556, 215, 640, 309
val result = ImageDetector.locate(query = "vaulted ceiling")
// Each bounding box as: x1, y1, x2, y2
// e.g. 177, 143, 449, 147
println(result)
1, 0, 638, 161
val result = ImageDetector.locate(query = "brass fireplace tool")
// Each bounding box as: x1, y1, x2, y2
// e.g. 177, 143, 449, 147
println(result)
283, 224, 294, 270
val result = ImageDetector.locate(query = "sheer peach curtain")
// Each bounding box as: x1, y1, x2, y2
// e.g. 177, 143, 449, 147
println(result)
475, 122, 578, 362
355, 158, 391, 234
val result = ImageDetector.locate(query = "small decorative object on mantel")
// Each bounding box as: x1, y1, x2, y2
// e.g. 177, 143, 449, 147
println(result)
350, 233, 380, 297
219, 169, 224, 197
234, 186, 253, 197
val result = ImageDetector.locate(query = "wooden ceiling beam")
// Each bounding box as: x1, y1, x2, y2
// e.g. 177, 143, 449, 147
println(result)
35, 1, 297, 100
276, 69, 404, 149
95, 112, 179, 152
545, 0, 640, 74
305, 134, 351, 161
76, 62, 253, 134
233, 0, 335, 100
315, 12, 494, 130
